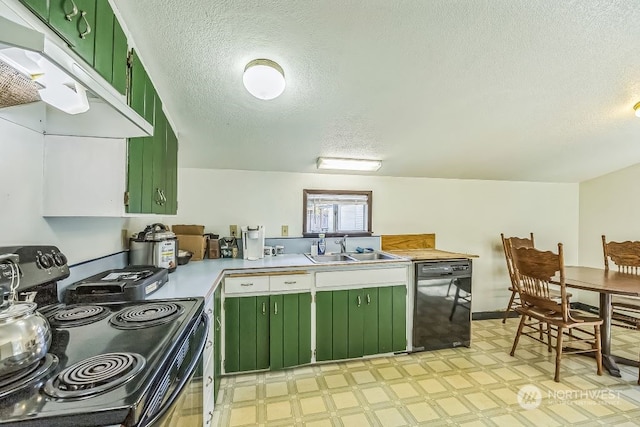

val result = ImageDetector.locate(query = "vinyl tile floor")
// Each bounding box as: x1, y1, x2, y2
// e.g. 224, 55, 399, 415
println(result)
211, 318, 640, 426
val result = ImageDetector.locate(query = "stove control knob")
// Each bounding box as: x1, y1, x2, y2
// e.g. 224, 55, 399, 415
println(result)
38, 253, 54, 269
53, 252, 68, 267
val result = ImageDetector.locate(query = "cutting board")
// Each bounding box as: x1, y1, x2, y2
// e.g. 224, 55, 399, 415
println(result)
381, 234, 436, 250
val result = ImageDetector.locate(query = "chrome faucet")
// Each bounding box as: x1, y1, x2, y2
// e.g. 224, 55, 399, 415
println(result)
335, 235, 348, 253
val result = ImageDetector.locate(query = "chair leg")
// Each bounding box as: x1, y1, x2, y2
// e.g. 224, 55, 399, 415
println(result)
449, 285, 461, 321
502, 290, 518, 323
510, 314, 527, 357
554, 326, 564, 382
546, 323, 553, 353
446, 278, 455, 296
594, 325, 603, 376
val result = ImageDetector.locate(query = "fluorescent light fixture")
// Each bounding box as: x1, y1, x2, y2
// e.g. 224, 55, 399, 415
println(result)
243, 59, 285, 100
317, 157, 382, 172
634, 101, 640, 118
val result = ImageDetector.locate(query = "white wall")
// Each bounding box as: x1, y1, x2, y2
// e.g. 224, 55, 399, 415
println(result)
129, 168, 580, 312
578, 163, 640, 305
0, 119, 126, 264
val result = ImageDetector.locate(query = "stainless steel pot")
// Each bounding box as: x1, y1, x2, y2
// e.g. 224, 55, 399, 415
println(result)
0, 294, 51, 377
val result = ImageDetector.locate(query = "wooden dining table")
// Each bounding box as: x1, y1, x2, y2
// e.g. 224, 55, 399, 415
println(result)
552, 266, 640, 377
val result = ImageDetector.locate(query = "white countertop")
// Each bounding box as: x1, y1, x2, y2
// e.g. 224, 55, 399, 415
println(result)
148, 254, 313, 300
148, 253, 411, 301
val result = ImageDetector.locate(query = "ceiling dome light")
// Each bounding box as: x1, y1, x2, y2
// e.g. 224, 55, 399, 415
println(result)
243, 59, 285, 100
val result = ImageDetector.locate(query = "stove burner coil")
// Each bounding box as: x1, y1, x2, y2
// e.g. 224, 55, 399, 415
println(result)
44, 352, 145, 399
110, 302, 183, 329
0, 354, 59, 399
48, 305, 110, 327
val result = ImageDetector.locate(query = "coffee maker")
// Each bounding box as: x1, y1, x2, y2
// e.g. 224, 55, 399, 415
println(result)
241, 226, 265, 260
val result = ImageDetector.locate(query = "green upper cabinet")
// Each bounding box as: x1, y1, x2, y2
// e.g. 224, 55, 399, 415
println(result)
49, 0, 97, 66
93, 0, 127, 94
93, 0, 114, 82
19, 0, 49, 21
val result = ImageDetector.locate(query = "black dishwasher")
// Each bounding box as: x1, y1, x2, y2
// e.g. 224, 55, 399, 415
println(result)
412, 259, 472, 352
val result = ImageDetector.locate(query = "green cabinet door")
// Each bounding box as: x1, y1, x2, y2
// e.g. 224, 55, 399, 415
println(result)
315, 291, 333, 362
151, 96, 167, 214
378, 287, 393, 353
19, 0, 49, 21
347, 289, 364, 358
213, 286, 222, 402
379, 286, 407, 353
224, 297, 240, 373
93, 0, 114, 82
316, 290, 349, 361
362, 288, 379, 356
391, 285, 407, 351
164, 124, 178, 215
111, 17, 127, 95
49, 0, 96, 66
224, 296, 269, 373
270, 293, 311, 370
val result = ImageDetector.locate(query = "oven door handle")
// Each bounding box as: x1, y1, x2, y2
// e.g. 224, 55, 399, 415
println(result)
138, 312, 210, 427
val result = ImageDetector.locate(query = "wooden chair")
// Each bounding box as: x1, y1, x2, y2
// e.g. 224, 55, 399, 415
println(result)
500, 233, 535, 323
509, 242, 603, 382
602, 235, 640, 330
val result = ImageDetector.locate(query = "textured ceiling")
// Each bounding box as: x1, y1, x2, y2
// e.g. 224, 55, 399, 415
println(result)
112, 0, 640, 182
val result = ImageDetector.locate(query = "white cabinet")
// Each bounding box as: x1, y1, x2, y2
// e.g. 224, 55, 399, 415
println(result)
42, 135, 127, 217
315, 267, 407, 289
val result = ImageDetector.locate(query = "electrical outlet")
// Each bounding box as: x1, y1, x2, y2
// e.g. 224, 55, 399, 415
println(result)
281, 225, 289, 237
229, 225, 238, 237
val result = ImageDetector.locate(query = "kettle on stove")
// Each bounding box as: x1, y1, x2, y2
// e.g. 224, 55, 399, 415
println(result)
128, 223, 178, 272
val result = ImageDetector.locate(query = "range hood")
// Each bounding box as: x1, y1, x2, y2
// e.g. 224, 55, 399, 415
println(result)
0, 10, 152, 138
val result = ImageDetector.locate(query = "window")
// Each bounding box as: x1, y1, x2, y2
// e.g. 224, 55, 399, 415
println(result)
303, 189, 372, 237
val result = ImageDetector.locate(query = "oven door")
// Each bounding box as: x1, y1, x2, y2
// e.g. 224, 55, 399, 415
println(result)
137, 313, 209, 427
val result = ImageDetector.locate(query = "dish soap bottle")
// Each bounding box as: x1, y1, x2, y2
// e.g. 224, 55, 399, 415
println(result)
317, 234, 326, 255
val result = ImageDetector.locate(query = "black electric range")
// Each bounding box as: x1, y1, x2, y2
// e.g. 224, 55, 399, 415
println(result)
0, 246, 207, 427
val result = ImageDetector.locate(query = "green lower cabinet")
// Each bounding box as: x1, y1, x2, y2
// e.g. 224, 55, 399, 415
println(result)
270, 293, 312, 370
213, 286, 222, 402
316, 290, 349, 361
316, 286, 406, 361
225, 293, 311, 373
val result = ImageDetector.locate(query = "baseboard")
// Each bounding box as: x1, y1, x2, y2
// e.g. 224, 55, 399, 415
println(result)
472, 311, 518, 320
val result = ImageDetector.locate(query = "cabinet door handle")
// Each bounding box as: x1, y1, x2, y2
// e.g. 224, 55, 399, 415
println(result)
366, 294, 371, 305
262, 302, 266, 315
206, 375, 213, 386
215, 316, 221, 331
79, 11, 91, 39
207, 308, 213, 315
64, 0, 78, 21
240, 283, 253, 287
206, 411, 214, 425
274, 301, 278, 315
284, 281, 297, 285
155, 188, 163, 205
206, 340, 213, 349
357, 295, 361, 307
160, 189, 167, 205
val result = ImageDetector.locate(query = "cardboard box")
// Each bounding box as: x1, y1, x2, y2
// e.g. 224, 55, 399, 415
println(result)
172, 224, 205, 235
173, 225, 207, 261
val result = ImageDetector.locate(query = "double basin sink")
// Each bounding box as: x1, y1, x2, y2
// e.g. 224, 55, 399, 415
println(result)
305, 251, 402, 264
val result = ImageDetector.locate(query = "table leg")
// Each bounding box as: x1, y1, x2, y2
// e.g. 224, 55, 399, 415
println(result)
599, 293, 621, 377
